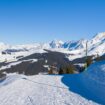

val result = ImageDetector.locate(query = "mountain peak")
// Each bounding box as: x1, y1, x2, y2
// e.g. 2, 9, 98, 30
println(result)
89, 32, 105, 46
93, 32, 105, 40
62, 39, 87, 50
50, 40, 64, 48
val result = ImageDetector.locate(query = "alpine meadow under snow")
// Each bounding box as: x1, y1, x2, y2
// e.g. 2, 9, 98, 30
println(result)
0, 32, 105, 105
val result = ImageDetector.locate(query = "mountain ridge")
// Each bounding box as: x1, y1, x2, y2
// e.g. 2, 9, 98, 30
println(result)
0, 32, 105, 57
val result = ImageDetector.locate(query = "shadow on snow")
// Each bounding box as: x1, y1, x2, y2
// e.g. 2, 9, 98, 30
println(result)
61, 74, 104, 105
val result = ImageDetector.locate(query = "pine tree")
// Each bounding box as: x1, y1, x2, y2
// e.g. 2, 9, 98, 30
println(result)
86, 57, 93, 67
95, 54, 101, 61
59, 67, 64, 74
66, 64, 75, 74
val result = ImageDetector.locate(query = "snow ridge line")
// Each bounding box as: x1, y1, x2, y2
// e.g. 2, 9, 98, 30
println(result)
22, 78, 69, 90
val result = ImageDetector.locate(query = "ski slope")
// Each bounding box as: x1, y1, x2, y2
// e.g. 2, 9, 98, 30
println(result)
0, 74, 98, 105
0, 60, 105, 105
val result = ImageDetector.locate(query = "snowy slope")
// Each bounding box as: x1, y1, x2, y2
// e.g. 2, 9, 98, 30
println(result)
50, 40, 64, 48
90, 32, 105, 45
88, 32, 105, 55
80, 60, 105, 104
0, 74, 98, 105
0, 60, 105, 105
62, 39, 87, 50
0, 59, 38, 70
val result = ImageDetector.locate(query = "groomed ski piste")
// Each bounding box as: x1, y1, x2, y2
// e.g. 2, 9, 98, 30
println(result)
0, 60, 105, 105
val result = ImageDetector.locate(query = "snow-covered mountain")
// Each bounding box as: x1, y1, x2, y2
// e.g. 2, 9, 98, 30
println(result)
49, 40, 64, 48
0, 32, 105, 60
62, 39, 87, 50
88, 32, 105, 55
0, 42, 10, 51
90, 32, 105, 45
61, 32, 105, 56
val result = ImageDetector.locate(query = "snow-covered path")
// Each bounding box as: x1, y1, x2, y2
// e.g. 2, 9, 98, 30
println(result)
0, 74, 98, 105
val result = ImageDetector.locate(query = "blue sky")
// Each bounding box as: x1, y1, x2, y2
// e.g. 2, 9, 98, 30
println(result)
0, 0, 105, 44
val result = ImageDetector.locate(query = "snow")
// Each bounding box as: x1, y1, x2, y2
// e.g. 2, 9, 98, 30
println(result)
67, 53, 84, 61
0, 32, 105, 65
44, 32, 105, 60
0, 73, 98, 105
91, 32, 105, 45
0, 48, 46, 63
0, 54, 17, 62
0, 32, 105, 62
74, 63, 85, 67
21, 59, 38, 63
62, 39, 87, 50
30, 59, 38, 63
0, 61, 22, 70
50, 40, 64, 48
0, 59, 38, 70
80, 60, 105, 104
43, 65, 49, 68
0, 32, 105, 105
0, 60, 105, 105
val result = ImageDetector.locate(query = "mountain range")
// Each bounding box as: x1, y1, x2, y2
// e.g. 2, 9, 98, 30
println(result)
0, 32, 105, 58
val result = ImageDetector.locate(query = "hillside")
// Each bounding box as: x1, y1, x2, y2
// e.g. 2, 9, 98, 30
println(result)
0, 74, 98, 105
0, 60, 105, 105
0, 50, 70, 75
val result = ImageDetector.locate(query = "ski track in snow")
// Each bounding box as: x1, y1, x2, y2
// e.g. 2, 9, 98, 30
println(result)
0, 74, 98, 105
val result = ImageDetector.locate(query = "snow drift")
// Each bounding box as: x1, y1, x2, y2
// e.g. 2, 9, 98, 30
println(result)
81, 60, 105, 104
62, 60, 105, 105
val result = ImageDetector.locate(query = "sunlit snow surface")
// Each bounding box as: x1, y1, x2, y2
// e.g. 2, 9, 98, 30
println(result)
1, 61, 105, 105
0, 74, 98, 105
